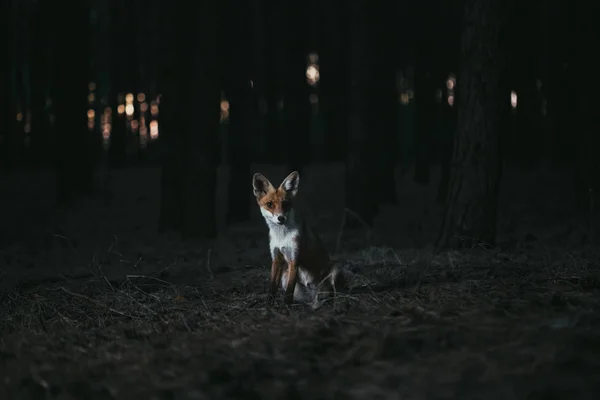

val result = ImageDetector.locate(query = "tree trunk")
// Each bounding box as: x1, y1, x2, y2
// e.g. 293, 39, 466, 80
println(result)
319, 0, 348, 164
225, 0, 257, 225
283, 0, 310, 174
52, 0, 93, 205
573, 1, 600, 211
0, 0, 10, 167
30, 0, 53, 167
158, 0, 220, 240
108, 0, 127, 167
344, 0, 379, 228
436, 0, 503, 250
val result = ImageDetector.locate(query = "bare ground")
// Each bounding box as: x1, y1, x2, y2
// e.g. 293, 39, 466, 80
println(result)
1, 164, 600, 399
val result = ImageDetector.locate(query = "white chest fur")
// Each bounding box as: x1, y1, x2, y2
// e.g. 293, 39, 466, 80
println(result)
268, 224, 299, 262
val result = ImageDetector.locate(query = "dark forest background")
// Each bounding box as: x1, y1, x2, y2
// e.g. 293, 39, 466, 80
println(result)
1, 0, 599, 249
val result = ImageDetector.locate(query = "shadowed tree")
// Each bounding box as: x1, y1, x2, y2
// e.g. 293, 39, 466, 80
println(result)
158, 0, 220, 239
107, 0, 127, 167
344, 0, 380, 228
30, 0, 53, 167
0, 0, 9, 167
436, 0, 504, 249
51, 0, 93, 205
225, 0, 259, 225
318, 0, 348, 164
283, 0, 310, 174
573, 1, 600, 211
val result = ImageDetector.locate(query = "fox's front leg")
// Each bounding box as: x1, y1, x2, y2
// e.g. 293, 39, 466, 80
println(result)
269, 251, 285, 303
284, 260, 298, 305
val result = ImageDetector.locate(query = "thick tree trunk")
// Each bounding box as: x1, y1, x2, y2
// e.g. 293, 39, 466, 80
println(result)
344, 0, 379, 228
30, 0, 54, 167
283, 0, 310, 174
52, 0, 93, 205
225, 0, 258, 225
158, 0, 220, 239
436, 0, 503, 250
319, 0, 348, 164
108, 0, 127, 167
369, 7, 398, 206
0, 0, 10, 167
573, 2, 600, 211
413, 62, 435, 186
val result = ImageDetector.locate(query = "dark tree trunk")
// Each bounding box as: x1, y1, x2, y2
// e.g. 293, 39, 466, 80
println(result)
319, 0, 348, 164
344, 0, 379, 228
436, 0, 503, 250
0, 0, 10, 167
158, 0, 220, 239
413, 60, 435, 186
369, 6, 398, 206
573, 1, 600, 210
108, 0, 127, 167
225, 0, 258, 225
30, 0, 52, 167
283, 0, 310, 174
261, 0, 285, 165
52, 0, 93, 206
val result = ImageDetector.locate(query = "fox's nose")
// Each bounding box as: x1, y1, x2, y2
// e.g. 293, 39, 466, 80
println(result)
277, 215, 286, 223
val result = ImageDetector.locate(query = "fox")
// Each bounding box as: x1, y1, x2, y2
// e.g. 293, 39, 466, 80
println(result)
252, 171, 345, 306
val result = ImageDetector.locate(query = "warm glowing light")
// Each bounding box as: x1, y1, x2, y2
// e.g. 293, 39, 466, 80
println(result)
137, 93, 146, 103
448, 95, 455, 106
510, 90, 517, 109
309, 94, 318, 104
220, 98, 230, 122
150, 120, 159, 139
306, 65, 320, 86
88, 93, 95, 103
131, 120, 139, 131
125, 93, 134, 103
89, 82, 96, 91
220, 100, 230, 112
400, 93, 409, 105
447, 74, 456, 90
140, 102, 148, 112
150, 102, 159, 116
101, 106, 112, 146
125, 103, 134, 116
117, 104, 125, 115
16, 112, 23, 122
87, 109, 95, 120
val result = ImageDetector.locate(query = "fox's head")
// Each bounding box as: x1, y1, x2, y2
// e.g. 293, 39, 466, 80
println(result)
252, 171, 300, 226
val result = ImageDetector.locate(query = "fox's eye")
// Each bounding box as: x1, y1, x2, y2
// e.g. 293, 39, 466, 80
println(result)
266, 201, 274, 209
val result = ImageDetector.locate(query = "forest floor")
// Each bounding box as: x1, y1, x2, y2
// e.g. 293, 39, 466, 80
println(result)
1, 164, 600, 399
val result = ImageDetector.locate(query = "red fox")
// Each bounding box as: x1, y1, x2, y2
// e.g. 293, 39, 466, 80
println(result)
252, 171, 345, 306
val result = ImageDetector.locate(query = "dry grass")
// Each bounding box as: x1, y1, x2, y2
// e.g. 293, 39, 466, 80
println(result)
2, 240, 600, 399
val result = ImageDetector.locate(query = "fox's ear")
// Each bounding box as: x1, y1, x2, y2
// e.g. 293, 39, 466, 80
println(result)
280, 171, 300, 197
252, 173, 274, 198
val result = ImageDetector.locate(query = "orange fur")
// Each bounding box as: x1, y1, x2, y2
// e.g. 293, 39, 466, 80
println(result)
252, 171, 345, 306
